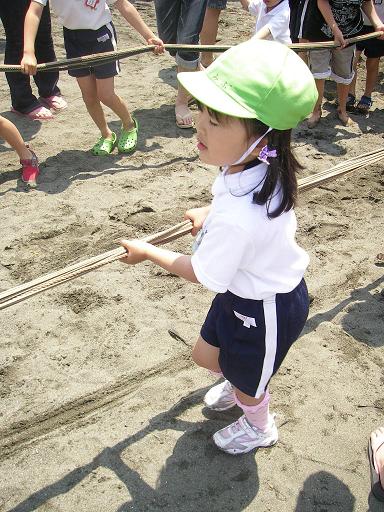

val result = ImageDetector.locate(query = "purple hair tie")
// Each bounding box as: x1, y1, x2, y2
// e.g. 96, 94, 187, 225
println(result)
258, 145, 277, 165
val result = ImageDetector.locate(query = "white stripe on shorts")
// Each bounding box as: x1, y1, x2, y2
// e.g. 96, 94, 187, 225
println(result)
255, 295, 277, 398
106, 22, 120, 75
298, 0, 309, 39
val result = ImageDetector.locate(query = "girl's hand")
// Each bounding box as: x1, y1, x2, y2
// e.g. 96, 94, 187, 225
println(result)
147, 36, 165, 55
333, 27, 346, 49
185, 206, 211, 236
119, 239, 150, 265
21, 52, 37, 75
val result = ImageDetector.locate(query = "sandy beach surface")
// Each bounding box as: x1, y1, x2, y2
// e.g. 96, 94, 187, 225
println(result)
0, 3, 383, 511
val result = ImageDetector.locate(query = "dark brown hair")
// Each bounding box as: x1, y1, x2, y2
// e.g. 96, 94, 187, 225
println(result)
197, 103, 303, 218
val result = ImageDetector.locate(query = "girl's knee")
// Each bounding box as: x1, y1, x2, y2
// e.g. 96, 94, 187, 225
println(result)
98, 90, 117, 107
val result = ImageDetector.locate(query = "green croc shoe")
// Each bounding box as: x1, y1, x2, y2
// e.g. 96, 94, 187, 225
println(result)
118, 117, 138, 154
91, 132, 117, 156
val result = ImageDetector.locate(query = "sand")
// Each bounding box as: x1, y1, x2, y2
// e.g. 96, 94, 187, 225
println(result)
0, 3, 383, 511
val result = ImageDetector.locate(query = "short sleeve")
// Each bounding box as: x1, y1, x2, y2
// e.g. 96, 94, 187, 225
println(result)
191, 220, 252, 293
32, 0, 48, 6
267, 12, 291, 43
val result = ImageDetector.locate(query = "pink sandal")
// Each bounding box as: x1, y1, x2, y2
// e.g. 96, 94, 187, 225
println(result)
39, 94, 68, 112
20, 146, 40, 187
11, 105, 53, 121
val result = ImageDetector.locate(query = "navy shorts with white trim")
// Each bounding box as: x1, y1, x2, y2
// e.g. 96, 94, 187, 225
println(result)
63, 23, 120, 79
200, 279, 309, 398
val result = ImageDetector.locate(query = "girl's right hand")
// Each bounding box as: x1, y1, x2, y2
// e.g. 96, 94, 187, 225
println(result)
184, 206, 211, 236
21, 53, 37, 75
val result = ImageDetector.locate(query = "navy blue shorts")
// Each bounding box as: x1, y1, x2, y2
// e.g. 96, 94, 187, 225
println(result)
356, 26, 384, 59
63, 23, 120, 79
200, 279, 309, 398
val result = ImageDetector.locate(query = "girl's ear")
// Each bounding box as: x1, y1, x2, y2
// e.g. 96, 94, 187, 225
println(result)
248, 135, 268, 159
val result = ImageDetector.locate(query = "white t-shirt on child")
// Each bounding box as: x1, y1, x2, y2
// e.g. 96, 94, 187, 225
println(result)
248, 0, 292, 44
191, 163, 309, 300
33, 0, 118, 30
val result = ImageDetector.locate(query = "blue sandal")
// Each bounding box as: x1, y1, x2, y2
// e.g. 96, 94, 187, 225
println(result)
356, 95, 372, 114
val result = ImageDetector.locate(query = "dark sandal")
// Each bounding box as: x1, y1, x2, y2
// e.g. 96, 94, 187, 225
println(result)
356, 95, 372, 114
118, 117, 138, 154
346, 93, 356, 113
91, 132, 117, 155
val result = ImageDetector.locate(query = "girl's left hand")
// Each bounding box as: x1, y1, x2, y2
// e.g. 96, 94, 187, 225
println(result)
119, 239, 150, 265
147, 37, 165, 55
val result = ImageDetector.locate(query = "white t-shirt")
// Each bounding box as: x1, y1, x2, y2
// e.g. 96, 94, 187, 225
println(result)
33, 0, 117, 30
248, 0, 292, 44
191, 163, 309, 300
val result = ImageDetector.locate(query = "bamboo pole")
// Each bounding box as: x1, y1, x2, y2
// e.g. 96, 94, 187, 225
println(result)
1, 149, 383, 310
0, 32, 381, 73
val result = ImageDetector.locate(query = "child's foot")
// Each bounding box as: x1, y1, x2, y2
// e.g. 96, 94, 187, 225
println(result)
11, 105, 53, 121
175, 104, 194, 129
356, 95, 373, 115
213, 414, 278, 455
20, 146, 39, 187
369, 427, 384, 501
337, 110, 354, 127
118, 118, 139, 154
39, 94, 68, 112
307, 110, 321, 128
346, 93, 356, 113
91, 132, 117, 155
204, 380, 236, 411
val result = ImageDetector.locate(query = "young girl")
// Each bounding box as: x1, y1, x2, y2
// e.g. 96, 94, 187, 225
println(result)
21, 0, 164, 155
239, 0, 292, 44
120, 38, 317, 454
0, 115, 39, 186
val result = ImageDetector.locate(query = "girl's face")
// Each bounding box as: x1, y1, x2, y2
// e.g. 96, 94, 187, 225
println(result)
196, 106, 256, 168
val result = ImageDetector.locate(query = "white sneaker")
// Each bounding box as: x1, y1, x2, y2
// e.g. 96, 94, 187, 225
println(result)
204, 380, 236, 411
213, 414, 278, 455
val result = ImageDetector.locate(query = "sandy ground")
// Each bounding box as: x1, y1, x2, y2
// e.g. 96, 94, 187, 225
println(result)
0, 2, 383, 511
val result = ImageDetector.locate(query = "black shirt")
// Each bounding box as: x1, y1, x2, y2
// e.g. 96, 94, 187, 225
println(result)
302, 0, 368, 41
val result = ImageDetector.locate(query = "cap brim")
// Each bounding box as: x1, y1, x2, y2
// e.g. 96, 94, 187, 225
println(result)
178, 71, 256, 119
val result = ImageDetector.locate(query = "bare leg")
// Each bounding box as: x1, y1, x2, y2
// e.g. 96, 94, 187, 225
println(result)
307, 78, 324, 127
348, 49, 361, 98
192, 335, 221, 373
364, 57, 380, 97
96, 77, 134, 130
0, 115, 33, 160
337, 82, 353, 125
200, 8, 221, 67
175, 65, 196, 128
76, 76, 112, 139
234, 387, 264, 406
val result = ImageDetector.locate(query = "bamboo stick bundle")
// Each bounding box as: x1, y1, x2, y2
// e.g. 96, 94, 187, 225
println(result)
0, 148, 383, 310
0, 32, 381, 73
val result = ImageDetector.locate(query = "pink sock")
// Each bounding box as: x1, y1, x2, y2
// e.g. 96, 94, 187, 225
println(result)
209, 370, 223, 378
235, 389, 271, 432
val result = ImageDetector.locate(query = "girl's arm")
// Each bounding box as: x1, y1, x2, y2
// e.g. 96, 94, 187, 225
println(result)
114, 0, 164, 52
21, 1, 44, 75
317, 0, 346, 48
253, 25, 272, 40
119, 240, 199, 283
362, 1, 384, 37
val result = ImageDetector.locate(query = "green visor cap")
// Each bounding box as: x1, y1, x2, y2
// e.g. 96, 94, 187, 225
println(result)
178, 38, 318, 130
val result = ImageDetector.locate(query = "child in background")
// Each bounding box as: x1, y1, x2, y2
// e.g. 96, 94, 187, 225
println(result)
303, 0, 384, 127
21, 0, 164, 155
348, 0, 384, 114
239, 0, 292, 44
0, 115, 39, 186
119, 39, 317, 454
